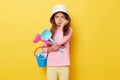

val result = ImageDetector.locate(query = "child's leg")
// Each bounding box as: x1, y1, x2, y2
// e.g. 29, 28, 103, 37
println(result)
58, 66, 69, 80
47, 67, 57, 80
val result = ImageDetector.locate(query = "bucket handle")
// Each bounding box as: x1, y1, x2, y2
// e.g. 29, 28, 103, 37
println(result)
34, 46, 46, 56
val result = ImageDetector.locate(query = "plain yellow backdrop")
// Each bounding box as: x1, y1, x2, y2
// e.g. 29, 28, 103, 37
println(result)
0, 0, 120, 80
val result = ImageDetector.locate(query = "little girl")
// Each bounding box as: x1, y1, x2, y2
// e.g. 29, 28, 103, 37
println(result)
43, 4, 73, 80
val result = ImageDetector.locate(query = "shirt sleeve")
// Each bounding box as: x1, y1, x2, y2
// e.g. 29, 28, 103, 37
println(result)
54, 28, 73, 45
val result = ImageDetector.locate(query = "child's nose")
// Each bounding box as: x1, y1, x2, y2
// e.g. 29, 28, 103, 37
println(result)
58, 17, 62, 21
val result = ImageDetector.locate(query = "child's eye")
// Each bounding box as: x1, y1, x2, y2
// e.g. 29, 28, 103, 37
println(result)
55, 16, 59, 18
61, 16, 65, 18
61, 16, 65, 19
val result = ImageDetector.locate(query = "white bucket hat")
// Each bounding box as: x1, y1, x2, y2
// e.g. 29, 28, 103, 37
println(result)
50, 4, 70, 23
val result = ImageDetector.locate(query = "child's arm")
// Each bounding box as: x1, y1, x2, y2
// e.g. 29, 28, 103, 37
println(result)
54, 28, 73, 45
47, 44, 60, 52
42, 44, 60, 56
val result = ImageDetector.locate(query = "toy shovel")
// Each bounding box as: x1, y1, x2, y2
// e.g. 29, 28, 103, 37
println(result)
33, 33, 64, 48
33, 34, 52, 45
41, 29, 63, 53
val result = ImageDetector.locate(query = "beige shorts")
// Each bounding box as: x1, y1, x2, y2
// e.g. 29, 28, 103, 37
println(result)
47, 66, 69, 80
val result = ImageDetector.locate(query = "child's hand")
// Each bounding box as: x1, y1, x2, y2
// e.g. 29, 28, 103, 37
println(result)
47, 44, 60, 53
51, 44, 60, 51
60, 20, 69, 29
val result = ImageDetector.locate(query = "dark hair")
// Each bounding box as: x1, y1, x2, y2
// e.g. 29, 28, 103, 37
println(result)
50, 12, 71, 37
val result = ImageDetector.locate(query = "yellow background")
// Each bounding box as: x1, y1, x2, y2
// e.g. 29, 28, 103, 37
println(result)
0, 0, 120, 80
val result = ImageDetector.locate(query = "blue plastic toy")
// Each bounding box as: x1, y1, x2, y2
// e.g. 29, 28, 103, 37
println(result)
34, 46, 47, 68
35, 51, 47, 67
41, 29, 63, 53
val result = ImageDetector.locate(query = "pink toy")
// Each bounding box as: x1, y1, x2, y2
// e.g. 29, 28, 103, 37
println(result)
33, 34, 52, 45
33, 33, 64, 48
33, 34, 41, 43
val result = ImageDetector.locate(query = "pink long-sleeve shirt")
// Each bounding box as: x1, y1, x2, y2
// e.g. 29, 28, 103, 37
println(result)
43, 28, 73, 66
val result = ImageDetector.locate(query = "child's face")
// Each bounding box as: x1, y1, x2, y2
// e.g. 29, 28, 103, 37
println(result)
54, 12, 66, 27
